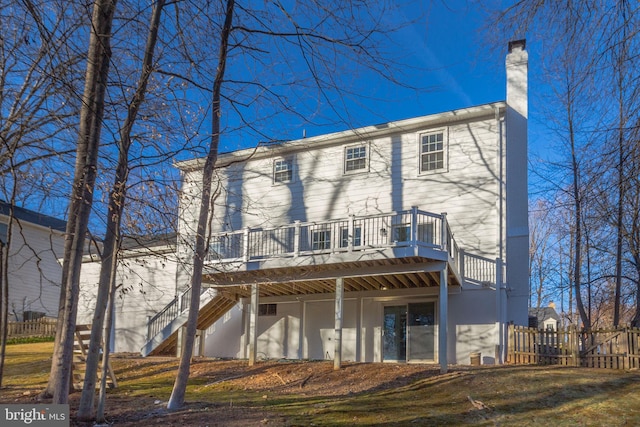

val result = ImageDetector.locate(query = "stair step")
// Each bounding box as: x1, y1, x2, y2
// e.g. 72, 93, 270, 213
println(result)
72, 324, 118, 390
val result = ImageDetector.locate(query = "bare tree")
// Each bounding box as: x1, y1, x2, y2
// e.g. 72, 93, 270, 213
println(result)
167, 0, 235, 409
46, 0, 118, 404
486, 0, 640, 329
0, 0, 85, 385
77, 0, 166, 419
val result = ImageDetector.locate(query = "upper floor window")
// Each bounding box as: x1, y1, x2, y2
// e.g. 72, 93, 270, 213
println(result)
420, 131, 445, 172
273, 158, 293, 183
344, 145, 367, 173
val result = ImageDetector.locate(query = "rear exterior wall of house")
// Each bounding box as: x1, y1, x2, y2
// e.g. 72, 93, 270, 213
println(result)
177, 104, 513, 365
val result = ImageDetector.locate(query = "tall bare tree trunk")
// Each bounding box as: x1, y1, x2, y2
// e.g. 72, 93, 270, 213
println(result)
96, 258, 118, 423
0, 170, 16, 387
612, 1, 630, 327
0, 226, 8, 387
568, 94, 590, 330
167, 0, 235, 411
77, 1, 164, 419
46, 0, 117, 404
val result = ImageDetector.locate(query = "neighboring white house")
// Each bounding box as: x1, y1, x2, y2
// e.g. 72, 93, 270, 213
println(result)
529, 303, 561, 331
79, 40, 529, 369
0, 201, 66, 321
76, 234, 182, 353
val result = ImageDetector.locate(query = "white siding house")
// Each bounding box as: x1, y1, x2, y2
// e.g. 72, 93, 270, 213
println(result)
0, 202, 66, 321
80, 41, 529, 369
164, 40, 529, 369
76, 236, 181, 353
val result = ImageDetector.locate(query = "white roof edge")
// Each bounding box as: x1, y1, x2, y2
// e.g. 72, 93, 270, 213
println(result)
176, 101, 506, 171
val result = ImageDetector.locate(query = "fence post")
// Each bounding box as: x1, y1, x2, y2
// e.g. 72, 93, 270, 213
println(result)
570, 325, 580, 367
507, 323, 514, 364
623, 325, 630, 370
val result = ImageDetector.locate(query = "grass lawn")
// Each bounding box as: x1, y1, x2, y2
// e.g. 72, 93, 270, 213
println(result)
3, 342, 640, 426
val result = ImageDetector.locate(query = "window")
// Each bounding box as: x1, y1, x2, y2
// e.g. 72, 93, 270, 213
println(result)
259, 303, 277, 316
311, 229, 331, 250
274, 159, 293, 183
345, 145, 367, 173
391, 224, 410, 242
418, 223, 434, 244
389, 223, 433, 244
420, 131, 445, 172
340, 226, 362, 248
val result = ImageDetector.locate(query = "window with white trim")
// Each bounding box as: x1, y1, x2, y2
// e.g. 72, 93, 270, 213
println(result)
339, 226, 362, 248
311, 229, 331, 250
273, 159, 293, 183
391, 224, 410, 242
420, 131, 445, 172
344, 145, 367, 173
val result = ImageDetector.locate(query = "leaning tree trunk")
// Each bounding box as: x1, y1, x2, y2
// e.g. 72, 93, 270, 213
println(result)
47, 0, 117, 404
167, 0, 235, 411
76, 0, 164, 419
96, 261, 118, 423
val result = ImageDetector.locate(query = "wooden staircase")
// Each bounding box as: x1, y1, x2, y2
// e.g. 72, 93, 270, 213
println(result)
72, 324, 118, 390
141, 291, 237, 357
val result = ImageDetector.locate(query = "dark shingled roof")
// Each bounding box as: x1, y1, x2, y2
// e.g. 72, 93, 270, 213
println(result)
0, 201, 67, 232
528, 306, 560, 324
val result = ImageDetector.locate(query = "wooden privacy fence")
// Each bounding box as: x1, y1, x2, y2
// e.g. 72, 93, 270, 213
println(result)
508, 324, 640, 370
7, 318, 57, 337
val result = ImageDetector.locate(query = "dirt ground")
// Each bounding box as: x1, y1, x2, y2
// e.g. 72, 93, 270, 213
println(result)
98, 356, 443, 426
7, 354, 445, 426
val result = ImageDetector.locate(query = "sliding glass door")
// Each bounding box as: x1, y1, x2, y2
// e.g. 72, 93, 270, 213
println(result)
383, 302, 435, 362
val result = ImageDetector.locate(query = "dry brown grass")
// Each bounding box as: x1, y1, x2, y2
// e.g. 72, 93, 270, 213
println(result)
3, 342, 640, 426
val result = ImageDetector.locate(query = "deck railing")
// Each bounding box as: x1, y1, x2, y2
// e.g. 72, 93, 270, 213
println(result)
144, 209, 501, 346
207, 207, 453, 263
461, 252, 499, 287
146, 285, 207, 340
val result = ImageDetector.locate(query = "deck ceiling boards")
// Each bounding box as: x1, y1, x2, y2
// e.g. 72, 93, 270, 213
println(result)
204, 256, 459, 299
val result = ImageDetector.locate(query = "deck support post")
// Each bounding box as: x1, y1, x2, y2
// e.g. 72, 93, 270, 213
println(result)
176, 325, 186, 357
334, 277, 344, 370
439, 265, 448, 374
248, 284, 259, 366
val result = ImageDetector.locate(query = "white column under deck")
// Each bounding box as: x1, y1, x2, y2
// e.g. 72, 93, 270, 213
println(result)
248, 284, 259, 366
334, 277, 344, 370
439, 267, 448, 374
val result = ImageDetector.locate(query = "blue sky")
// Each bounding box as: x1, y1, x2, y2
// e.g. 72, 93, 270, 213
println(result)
215, 1, 542, 158
271, 0, 546, 191
22, 1, 548, 223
